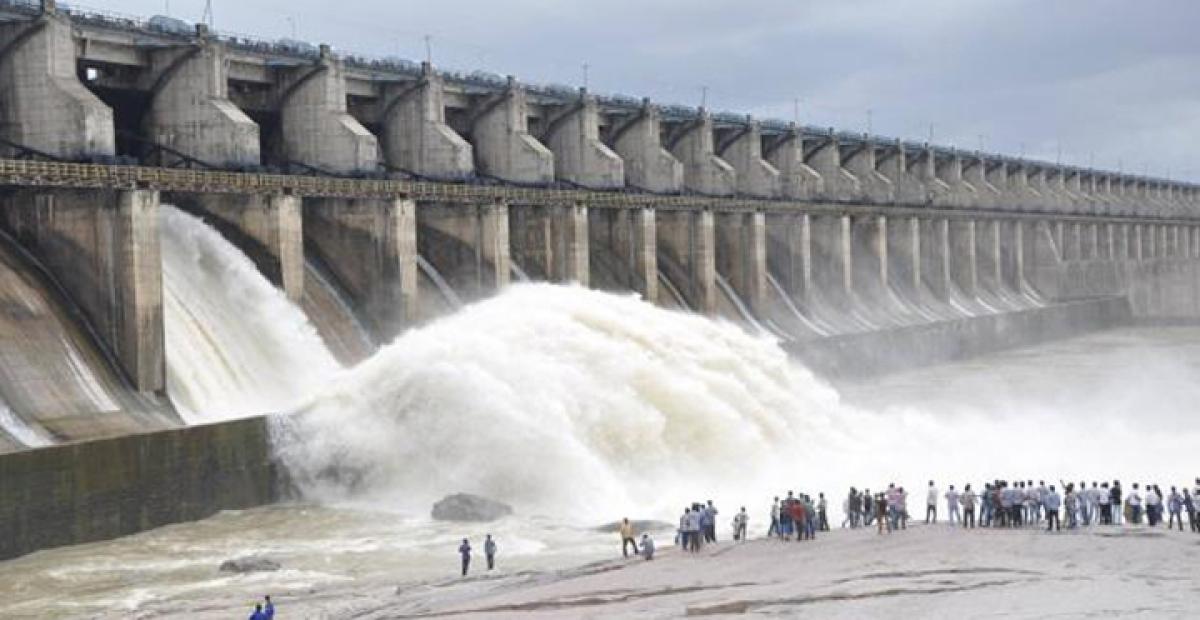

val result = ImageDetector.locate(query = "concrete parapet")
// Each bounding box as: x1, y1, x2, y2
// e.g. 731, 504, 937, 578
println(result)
144, 35, 260, 168
303, 197, 418, 340
715, 211, 767, 312
588, 207, 656, 302
0, 416, 281, 561
763, 126, 822, 200
608, 101, 683, 193
717, 120, 780, 198
0, 188, 163, 391
172, 193, 304, 302
841, 137, 893, 203
469, 77, 554, 184
806, 130, 860, 200
380, 63, 473, 180
279, 46, 379, 174
509, 203, 589, 284
0, 4, 114, 159
542, 90, 623, 189
417, 201, 510, 301
666, 110, 736, 196
656, 209, 715, 314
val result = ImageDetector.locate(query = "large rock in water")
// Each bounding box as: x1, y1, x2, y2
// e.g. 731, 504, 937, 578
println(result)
219, 555, 281, 573
431, 493, 513, 522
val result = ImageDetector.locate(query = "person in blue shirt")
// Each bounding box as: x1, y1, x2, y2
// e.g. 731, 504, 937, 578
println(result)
458, 538, 472, 576
262, 595, 274, 619
248, 603, 265, 620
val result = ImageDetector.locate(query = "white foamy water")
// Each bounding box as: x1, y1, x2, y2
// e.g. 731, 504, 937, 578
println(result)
160, 206, 343, 423
274, 283, 847, 516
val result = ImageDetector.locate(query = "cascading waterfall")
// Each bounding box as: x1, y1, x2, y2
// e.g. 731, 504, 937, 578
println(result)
160, 207, 342, 423
0, 398, 51, 448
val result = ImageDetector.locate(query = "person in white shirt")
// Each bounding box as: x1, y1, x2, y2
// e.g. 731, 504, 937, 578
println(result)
944, 486, 961, 525
1127, 484, 1144, 525
926, 481, 938, 524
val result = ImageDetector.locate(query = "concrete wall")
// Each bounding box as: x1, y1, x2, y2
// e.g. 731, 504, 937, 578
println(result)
0, 416, 281, 561
417, 201, 510, 302
379, 64, 473, 179
588, 207, 656, 302
609, 102, 683, 193
469, 79, 554, 184
668, 112, 736, 196
657, 209, 716, 314
508, 203, 589, 284
279, 47, 378, 173
0, 188, 163, 392
543, 92, 624, 189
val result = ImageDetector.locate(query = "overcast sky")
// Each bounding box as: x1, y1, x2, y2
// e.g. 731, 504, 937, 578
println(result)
104, 0, 1199, 180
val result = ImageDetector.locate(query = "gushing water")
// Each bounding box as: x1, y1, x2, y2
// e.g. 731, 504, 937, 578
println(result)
160, 207, 342, 423
273, 283, 847, 516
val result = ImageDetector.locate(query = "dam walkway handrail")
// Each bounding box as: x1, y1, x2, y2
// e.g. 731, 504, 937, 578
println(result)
0, 158, 1195, 225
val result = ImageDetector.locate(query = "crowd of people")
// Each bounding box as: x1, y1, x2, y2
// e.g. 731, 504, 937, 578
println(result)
839, 477, 1200, 533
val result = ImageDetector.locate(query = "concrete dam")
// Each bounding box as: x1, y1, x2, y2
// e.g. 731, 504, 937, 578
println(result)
1, 0, 1200, 559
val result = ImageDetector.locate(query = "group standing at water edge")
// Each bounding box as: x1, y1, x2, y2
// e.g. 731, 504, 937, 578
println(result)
246, 595, 273, 620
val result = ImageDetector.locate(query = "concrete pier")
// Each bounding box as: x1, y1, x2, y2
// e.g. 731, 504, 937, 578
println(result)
172, 193, 304, 301
303, 198, 418, 340
509, 203, 589, 284
876, 141, 927, 204
667, 110, 736, 196
656, 209, 716, 313
806, 130, 860, 199
607, 100, 683, 193
418, 201, 510, 300
279, 45, 378, 173
0, 0, 114, 159
0, 188, 163, 391
765, 212, 812, 305
379, 63, 473, 179
717, 120, 780, 198
588, 207, 656, 302
542, 90, 623, 188
143, 31, 260, 168
810, 214, 852, 305
841, 137, 893, 203
715, 211, 767, 312
469, 77, 554, 184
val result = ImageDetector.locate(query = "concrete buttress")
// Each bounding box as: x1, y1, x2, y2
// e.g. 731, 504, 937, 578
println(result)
715, 211, 767, 312
543, 90, 624, 188
509, 204, 589, 284
667, 110, 736, 196
763, 125, 822, 200
0, 1, 114, 159
717, 120, 780, 198
380, 63, 473, 179
279, 45, 379, 174
469, 77, 554, 184
608, 101, 683, 193
144, 31, 260, 168
657, 209, 716, 314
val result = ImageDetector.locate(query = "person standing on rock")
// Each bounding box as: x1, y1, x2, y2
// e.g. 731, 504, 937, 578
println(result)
641, 534, 655, 560
1044, 485, 1061, 532
619, 519, 639, 558
687, 505, 704, 552
1167, 487, 1184, 530
248, 603, 265, 620
262, 595, 274, 620
703, 500, 719, 543
1183, 489, 1198, 533
961, 484, 977, 529
818, 493, 829, 531
733, 506, 748, 541
458, 538, 471, 576
678, 507, 690, 549
926, 481, 938, 524
768, 496, 780, 538
484, 534, 497, 570
945, 485, 961, 525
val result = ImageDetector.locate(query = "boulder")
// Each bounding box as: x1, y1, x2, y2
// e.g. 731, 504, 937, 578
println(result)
431, 493, 513, 522
219, 555, 281, 573
592, 519, 674, 534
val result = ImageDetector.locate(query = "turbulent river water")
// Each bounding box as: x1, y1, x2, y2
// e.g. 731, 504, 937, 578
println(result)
1, 210, 1198, 618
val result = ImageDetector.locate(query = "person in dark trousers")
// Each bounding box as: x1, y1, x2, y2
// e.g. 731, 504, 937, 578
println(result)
484, 534, 497, 570
458, 538, 471, 577
1110, 481, 1123, 525
925, 481, 938, 524
1184, 490, 1198, 533
262, 595, 275, 620
1044, 486, 1061, 532
817, 493, 829, 531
